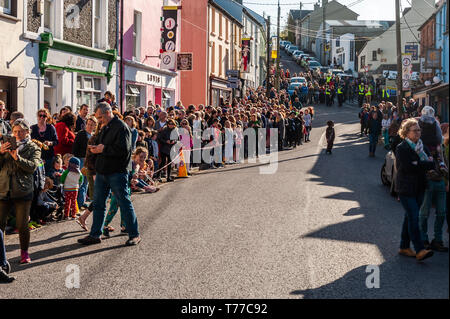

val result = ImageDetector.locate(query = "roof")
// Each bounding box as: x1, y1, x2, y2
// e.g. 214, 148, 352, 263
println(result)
245, 7, 266, 27
325, 20, 392, 28
211, 0, 243, 24
289, 9, 313, 21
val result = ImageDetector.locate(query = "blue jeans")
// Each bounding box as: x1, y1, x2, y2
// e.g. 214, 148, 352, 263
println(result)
369, 133, 378, 154
90, 173, 139, 239
77, 158, 88, 208
419, 180, 447, 242
399, 194, 425, 252
0, 229, 6, 267
382, 129, 390, 148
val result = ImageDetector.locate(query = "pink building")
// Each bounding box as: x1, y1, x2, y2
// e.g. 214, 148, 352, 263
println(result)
180, 0, 209, 106
121, 0, 180, 111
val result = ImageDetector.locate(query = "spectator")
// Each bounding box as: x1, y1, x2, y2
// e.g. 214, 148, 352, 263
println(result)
75, 104, 89, 132
54, 113, 76, 156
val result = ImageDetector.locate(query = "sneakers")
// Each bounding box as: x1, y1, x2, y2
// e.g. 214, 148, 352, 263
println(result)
20, 250, 31, 264
125, 237, 141, 246
78, 236, 101, 245
0, 268, 15, 283
416, 249, 434, 262
398, 248, 416, 257
430, 240, 449, 252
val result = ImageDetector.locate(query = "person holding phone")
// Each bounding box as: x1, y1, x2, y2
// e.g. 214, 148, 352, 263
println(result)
31, 108, 59, 174
0, 119, 41, 264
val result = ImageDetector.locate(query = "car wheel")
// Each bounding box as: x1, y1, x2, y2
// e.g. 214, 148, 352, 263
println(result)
381, 163, 390, 186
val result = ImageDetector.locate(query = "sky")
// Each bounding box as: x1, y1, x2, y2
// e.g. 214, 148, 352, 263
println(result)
242, 0, 434, 29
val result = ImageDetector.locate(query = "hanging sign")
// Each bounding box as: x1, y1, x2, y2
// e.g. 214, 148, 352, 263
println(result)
160, 52, 176, 70
405, 44, 418, 61
241, 38, 251, 73
177, 53, 193, 71
161, 7, 178, 53
402, 54, 412, 90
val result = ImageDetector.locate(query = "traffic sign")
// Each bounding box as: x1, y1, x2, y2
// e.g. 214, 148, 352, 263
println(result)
161, 52, 176, 70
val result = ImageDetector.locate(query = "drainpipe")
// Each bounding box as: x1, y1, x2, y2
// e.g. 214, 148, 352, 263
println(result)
206, 4, 210, 106
120, 0, 124, 113
116, 0, 120, 108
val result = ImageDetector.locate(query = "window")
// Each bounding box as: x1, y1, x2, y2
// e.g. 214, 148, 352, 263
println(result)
361, 55, 365, 68
211, 42, 215, 74
211, 8, 215, 34
93, 0, 101, 48
372, 50, 377, 61
342, 53, 345, 65
44, 0, 54, 31
226, 20, 229, 41
350, 40, 354, 61
336, 37, 340, 47
126, 85, 142, 109
0, 0, 11, 14
133, 11, 142, 60
76, 76, 102, 113
219, 44, 223, 76
225, 48, 229, 74
219, 13, 223, 38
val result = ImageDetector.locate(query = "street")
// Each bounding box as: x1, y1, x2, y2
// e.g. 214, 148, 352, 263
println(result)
2, 97, 448, 298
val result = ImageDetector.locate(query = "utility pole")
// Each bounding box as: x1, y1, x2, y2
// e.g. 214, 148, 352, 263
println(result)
266, 16, 271, 98
276, 0, 281, 91
395, 0, 403, 114
299, 2, 302, 48
322, 0, 326, 66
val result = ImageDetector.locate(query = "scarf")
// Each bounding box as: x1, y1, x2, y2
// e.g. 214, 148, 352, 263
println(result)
405, 138, 429, 162
17, 137, 30, 152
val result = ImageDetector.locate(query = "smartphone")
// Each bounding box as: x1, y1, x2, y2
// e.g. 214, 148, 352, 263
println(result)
3, 135, 17, 150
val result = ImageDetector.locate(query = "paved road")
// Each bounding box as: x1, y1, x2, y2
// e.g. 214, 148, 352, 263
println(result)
2, 100, 448, 299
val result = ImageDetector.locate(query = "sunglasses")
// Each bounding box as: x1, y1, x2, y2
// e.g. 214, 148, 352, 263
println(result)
39, 114, 48, 118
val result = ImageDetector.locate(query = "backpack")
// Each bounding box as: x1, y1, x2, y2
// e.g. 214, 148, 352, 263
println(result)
33, 160, 46, 194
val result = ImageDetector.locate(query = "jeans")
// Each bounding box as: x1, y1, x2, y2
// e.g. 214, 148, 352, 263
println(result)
419, 180, 447, 242
399, 194, 425, 252
77, 158, 88, 208
369, 133, 378, 154
90, 173, 139, 239
0, 229, 6, 268
382, 129, 390, 148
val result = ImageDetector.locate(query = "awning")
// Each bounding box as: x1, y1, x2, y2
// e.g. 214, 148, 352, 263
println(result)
427, 83, 449, 96
127, 85, 140, 96
162, 91, 171, 99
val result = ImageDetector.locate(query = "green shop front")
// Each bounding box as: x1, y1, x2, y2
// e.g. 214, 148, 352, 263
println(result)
39, 33, 117, 114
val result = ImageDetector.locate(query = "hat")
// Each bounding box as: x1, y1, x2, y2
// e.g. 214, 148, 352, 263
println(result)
69, 157, 81, 168
421, 106, 435, 117
12, 118, 30, 131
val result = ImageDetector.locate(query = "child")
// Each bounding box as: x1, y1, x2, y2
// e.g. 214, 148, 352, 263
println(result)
36, 178, 59, 222
326, 121, 335, 155
62, 153, 73, 170
61, 157, 83, 219
47, 154, 64, 186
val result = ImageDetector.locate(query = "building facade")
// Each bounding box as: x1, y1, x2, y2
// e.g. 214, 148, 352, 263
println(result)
122, 0, 180, 111
22, 0, 118, 123
0, 0, 24, 118
357, 0, 435, 78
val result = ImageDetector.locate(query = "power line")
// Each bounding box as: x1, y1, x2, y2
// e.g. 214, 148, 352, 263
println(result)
400, 1, 421, 44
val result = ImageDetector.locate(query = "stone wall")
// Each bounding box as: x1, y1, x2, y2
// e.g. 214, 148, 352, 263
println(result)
63, 0, 92, 47
27, 0, 40, 33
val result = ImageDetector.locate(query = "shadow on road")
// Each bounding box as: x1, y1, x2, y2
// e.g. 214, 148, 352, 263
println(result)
290, 131, 449, 299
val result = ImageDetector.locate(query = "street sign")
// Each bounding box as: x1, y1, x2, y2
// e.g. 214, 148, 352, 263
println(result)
227, 82, 239, 89
405, 44, 418, 61
161, 52, 176, 70
402, 54, 412, 90
226, 70, 239, 78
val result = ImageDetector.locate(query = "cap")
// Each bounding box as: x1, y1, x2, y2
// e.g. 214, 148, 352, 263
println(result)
69, 157, 81, 167
12, 118, 30, 131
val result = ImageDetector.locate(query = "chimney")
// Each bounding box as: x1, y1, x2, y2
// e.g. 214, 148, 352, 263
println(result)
322, 0, 328, 6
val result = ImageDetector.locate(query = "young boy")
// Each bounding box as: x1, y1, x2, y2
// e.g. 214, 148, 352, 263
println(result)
326, 121, 335, 155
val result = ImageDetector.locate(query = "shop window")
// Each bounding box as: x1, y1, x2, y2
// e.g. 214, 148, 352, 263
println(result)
162, 91, 172, 109
0, 0, 11, 14
126, 85, 141, 110
77, 75, 103, 113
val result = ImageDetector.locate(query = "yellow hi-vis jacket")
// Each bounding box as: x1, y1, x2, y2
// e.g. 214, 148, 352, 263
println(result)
365, 88, 372, 96
359, 85, 365, 95
382, 89, 389, 98
337, 88, 343, 94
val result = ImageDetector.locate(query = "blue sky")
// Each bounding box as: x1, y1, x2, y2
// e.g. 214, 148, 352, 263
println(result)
242, 0, 431, 28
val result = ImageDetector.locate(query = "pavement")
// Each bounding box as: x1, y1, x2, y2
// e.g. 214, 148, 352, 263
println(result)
1, 99, 448, 298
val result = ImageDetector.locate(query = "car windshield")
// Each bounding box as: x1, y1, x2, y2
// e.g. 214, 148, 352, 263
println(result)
309, 62, 321, 66
291, 78, 306, 83
289, 46, 298, 51
289, 84, 301, 90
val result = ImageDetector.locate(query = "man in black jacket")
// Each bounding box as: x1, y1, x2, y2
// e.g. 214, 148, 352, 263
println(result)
78, 102, 141, 246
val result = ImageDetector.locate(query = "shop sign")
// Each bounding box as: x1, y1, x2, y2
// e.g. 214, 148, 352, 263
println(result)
336, 47, 344, 54
161, 7, 178, 52
241, 39, 251, 73
177, 53, 193, 71
46, 49, 109, 74
405, 44, 418, 61
424, 48, 441, 69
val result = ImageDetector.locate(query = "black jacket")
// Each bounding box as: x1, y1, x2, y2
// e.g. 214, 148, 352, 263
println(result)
158, 126, 178, 155
95, 116, 132, 175
395, 140, 435, 197
72, 130, 90, 159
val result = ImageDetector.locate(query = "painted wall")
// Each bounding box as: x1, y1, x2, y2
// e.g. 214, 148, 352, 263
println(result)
331, 33, 355, 72
435, 1, 448, 83
180, 0, 208, 106
209, 5, 233, 79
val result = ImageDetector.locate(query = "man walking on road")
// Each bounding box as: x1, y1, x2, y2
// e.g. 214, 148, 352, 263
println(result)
78, 102, 141, 246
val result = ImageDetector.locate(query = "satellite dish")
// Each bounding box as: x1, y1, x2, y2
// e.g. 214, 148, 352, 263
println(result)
425, 80, 432, 86
433, 76, 441, 84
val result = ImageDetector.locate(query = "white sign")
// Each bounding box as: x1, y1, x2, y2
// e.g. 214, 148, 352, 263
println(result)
420, 58, 432, 74
161, 52, 176, 70
388, 71, 397, 80
402, 54, 412, 90
46, 49, 109, 74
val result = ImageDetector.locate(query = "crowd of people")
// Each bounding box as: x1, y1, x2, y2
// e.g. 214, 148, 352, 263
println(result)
0, 64, 448, 283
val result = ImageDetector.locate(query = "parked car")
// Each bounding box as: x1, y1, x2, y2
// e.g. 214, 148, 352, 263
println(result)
290, 77, 307, 84
288, 83, 302, 96
381, 150, 397, 196
292, 50, 303, 60
287, 45, 299, 55
285, 43, 291, 52
306, 61, 322, 70
297, 54, 309, 65
330, 69, 345, 76
280, 41, 290, 50
319, 66, 330, 74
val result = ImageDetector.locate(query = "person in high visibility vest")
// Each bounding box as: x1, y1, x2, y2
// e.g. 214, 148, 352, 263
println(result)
325, 86, 331, 106
365, 85, 372, 104
326, 75, 332, 84
337, 86, 344, 107
358, 83, 365, 108
382, 88, 390, 101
